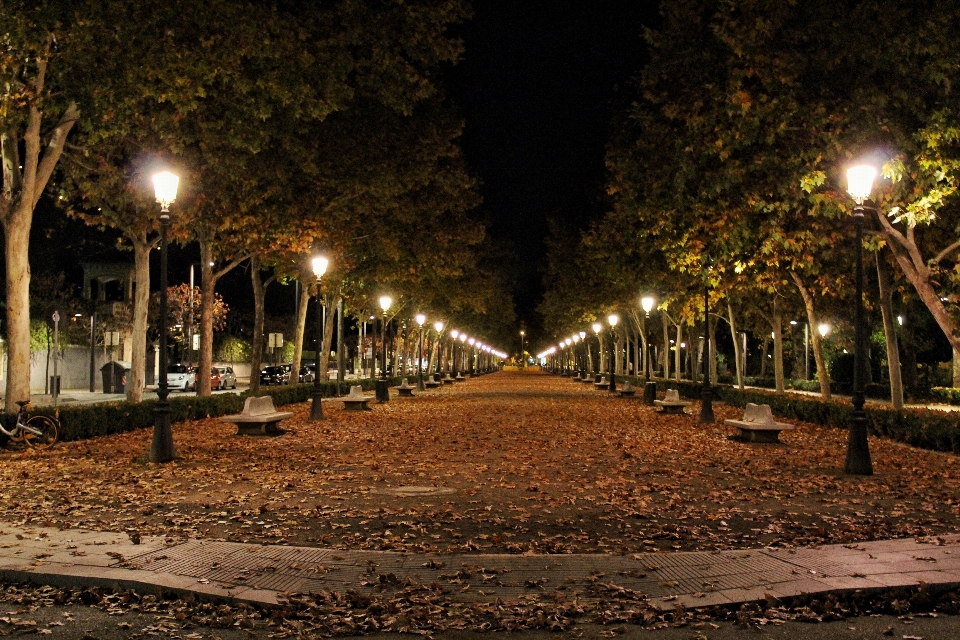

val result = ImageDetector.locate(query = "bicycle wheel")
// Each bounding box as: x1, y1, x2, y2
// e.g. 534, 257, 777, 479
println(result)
23, 416, 58, 449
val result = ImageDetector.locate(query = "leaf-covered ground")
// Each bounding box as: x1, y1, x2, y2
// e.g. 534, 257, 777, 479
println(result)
3, 372, 958, 555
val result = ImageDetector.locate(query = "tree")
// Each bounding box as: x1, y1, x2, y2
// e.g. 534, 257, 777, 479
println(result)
1, 2, 81, 406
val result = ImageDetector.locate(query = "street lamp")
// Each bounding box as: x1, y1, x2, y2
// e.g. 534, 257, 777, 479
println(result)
592, 322, 603, 379
608, 314, 619, 392
433, 321, 445, 378
519, 330, 525, 369
641, 295, 657, 404
450, 330, 460, 378
459, 332, 468, 378
149, 170, 179, 463
377, 295, 392, 402
415, 313, 426, 390
844, 164, 876, 475
310, 254, 329, 420
468, 337, 476, 376
818, 323, 830, 338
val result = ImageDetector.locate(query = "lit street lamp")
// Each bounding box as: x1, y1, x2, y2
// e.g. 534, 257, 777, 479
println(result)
450, 330, 460, 378
415, 313, 426, 390
377, 295, 392, 402
149, 170, 179, 463
843, 164, 876, 475
433, 321, 445, 378
592, 322, 603, 380
310, 254, 329, 420
458, 333, 468, 379
468, 337, 476, 376
641, 295, 657, 405
519, 330, 526, 369
608, 314, 619, 393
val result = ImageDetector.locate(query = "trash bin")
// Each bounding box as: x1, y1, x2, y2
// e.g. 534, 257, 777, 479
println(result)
101, 361, 131, 394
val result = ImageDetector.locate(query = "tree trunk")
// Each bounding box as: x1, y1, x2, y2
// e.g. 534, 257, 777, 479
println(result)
874, 211, 960, 385
709, 312, 719, 382
759, 336, 770, 378
727, 301, 744, 389
320, 293, 338, 380
674, 321, 682, 381
790, 271, 831, 399
249, 256, 266, 395
290, 277, 310, 381
771, 307, 785, 393
197, 243, 216, 396
3, 205, 32, 407
662, 319, 670, 380
876, 252, 904, 408
127, 236, 153, 402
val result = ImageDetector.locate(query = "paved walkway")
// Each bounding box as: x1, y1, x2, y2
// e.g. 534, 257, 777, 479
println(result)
0, 524, 957, 610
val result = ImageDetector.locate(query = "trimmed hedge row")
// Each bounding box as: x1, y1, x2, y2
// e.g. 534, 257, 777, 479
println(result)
30, 377, 398, 443
930, 387, 960, 406
639, 377, 960, 454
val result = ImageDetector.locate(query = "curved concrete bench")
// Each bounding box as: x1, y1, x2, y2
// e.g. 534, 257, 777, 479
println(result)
220, 396, 293, 435
654, 388, 691, 414
724, 403, 795, 443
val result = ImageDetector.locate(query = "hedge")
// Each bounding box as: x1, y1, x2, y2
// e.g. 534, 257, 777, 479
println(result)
620, 375, 960, 455
28, 377, 400, 443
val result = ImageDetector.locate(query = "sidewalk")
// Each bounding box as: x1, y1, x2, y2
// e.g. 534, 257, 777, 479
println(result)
0, 523, 957, 611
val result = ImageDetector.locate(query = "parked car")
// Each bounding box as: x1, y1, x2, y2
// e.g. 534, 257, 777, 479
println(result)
260, 365, 290, 385
215, 366, 237, 389
166, 364, 196, 392
299, 365, 315, 383
189, 366, 221, 391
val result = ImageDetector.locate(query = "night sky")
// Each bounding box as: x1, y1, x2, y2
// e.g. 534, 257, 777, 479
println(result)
447, 0, 657, 332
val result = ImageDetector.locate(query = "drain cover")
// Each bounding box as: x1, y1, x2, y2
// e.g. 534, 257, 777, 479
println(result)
375, 486, 456, 496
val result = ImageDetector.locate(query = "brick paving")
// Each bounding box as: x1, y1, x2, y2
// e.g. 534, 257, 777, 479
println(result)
0, 524, 957, 610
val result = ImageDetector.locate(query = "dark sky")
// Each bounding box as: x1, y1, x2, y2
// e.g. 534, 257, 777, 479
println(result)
447, 0, 658, 333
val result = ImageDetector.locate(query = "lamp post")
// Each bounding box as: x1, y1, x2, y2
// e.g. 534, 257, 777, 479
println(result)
149, 170, 179, 463
519, 330, 525, 369
608, 314, 619, 392
468, 337, 476, 376
459, 333, 468, 378
844, 164, 876, 475
433, 321, 444, 378
450, 330, 459, 378
310, 254, 329, 420
592, 322, 603, 380
415, 313, 426, 390
700, 272, 715, 424
641, 295, 657, 404
377, 295, 392, 402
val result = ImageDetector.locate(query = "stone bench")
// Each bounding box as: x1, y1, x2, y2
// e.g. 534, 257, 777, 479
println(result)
654, 389, 691, 414
424, 374, 442, 389
220, 396, 293, 436
619, 381, 636, 397
594, 376, 610, 390
341, 385, 373, 411
397, 378, 416, 397
724, 403, 795, 443
441, 374, 455, 385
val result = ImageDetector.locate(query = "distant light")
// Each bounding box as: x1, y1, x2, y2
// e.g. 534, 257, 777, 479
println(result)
818, 323, 830, 338
897, 315, 903, 326
846, 165, 877, 204
415, 313, 426, 326
789, 320, 798, 325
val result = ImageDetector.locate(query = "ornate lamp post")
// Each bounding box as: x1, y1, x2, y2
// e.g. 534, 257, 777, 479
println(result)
310, 254, 329, 420
377, 295, 392, 402
433, 321, 445, 378
608, 314, 619, 392
149, 170, 179, 463
459, 333, 468, 378
415, 313, 426, 390
592, 322, 603, 380
450, 330, 460, 378
519, 330, 525, 369
844, 164, 876, 475
641, 295, 657, 405
468, 337, 476, 376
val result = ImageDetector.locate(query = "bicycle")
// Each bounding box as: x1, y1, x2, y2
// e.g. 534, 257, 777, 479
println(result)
1, 401, 59, 449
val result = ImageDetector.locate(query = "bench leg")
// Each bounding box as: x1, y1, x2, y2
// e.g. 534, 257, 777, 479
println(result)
236, 421, 283, 436
740, 429, 781, 444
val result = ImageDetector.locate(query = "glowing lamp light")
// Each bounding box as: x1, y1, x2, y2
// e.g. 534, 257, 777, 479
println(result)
434, 321, 444, 332
641, 296, 655, 314
592, 322, 602, 333
415, 313, 426, 326
818, 323, 831, 338
608, 314, 619, 328
451, 330, 459, 339
460, 333, 467, 342
152, 171, 179, 210
846, 165, 877, 204
379, 296, 392, 312
311, 255, 329, 278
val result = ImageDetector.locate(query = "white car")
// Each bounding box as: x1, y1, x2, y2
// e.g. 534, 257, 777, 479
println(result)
166, 364, 196, 392
215, 366, 237, 389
